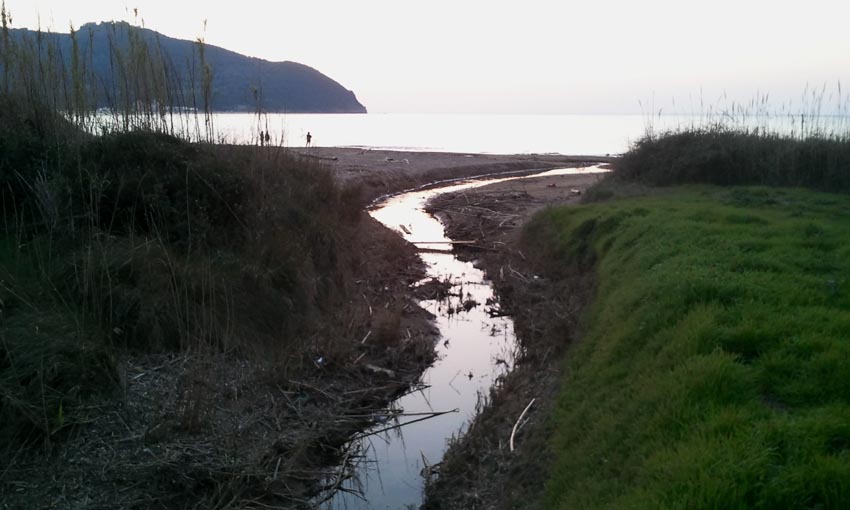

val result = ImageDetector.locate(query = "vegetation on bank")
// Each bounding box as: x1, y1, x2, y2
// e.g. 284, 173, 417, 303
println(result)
0, 7, 429, 508
0, 0, 379, 458
618, 122, 850, 191
0, 97, 368, 447
0, 7, 369, 453
526, 182, 850, 507
517, 102, 850, 507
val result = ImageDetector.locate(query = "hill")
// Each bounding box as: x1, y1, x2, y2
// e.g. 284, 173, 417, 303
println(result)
5, 21, 367, 113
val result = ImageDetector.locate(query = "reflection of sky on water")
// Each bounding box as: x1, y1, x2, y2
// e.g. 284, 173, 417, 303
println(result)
330, 166, 606, 510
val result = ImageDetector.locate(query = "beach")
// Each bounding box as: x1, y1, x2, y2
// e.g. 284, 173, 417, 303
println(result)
288, 147, 615, 201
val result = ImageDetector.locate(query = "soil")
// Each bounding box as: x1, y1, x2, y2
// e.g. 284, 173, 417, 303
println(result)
420, 171, 608, 510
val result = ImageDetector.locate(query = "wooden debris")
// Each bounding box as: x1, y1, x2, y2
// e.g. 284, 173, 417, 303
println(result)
363, 364, 395, 378
510, 398, 537, 452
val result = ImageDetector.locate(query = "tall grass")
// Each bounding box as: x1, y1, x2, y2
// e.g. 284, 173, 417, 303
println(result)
0, 3, 219, 140
0, 6, 365, 451
620, 130, 850, 190
623, 88, 850, 191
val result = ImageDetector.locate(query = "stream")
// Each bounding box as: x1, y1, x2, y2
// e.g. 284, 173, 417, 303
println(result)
328, 166, 607, 509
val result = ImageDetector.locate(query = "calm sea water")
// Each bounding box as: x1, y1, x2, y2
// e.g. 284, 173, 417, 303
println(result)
100, 112, 847, 156
211, 112, 848, 155
212, 113, 664, 155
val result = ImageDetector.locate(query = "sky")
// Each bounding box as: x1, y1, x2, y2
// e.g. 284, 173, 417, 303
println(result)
7, 0, 850, 114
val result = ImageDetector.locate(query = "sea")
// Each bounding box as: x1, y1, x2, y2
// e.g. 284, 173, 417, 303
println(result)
209, 112, 847, 155
212, 113, 649, 155
102, 112, 847, 156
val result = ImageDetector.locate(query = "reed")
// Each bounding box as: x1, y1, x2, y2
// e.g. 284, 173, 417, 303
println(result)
622, 88, 850, 191
0, 8, 365, 451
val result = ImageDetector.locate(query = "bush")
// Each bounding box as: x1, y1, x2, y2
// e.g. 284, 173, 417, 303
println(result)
618, 128, 850, 191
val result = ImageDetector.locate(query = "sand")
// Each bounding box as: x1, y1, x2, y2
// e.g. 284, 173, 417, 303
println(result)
288, 146, 614, 201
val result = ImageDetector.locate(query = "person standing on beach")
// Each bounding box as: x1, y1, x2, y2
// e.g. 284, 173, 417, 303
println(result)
306, 132, 312, 147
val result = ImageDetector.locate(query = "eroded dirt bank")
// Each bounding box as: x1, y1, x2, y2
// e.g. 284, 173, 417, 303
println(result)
421, 170, 608, 510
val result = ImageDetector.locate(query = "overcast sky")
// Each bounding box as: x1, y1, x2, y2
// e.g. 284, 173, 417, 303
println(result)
7, 0, 850, 114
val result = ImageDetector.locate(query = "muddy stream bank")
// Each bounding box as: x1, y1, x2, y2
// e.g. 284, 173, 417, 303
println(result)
327, 165, 608, 509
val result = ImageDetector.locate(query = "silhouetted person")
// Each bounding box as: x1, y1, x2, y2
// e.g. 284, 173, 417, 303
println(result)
265, 131, 271, 145
306, 132, 312, 147
259, 130, 265, 146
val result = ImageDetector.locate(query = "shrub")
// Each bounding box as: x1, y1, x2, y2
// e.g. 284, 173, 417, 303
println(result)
618, 128, 850, 191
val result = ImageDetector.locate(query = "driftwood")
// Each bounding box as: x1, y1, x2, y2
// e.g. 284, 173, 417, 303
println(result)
363, 364, 395, 378
413, 240, 476, 244
300, 153, 339, 161
486, 307, 511, 318
509, 398, 537, 452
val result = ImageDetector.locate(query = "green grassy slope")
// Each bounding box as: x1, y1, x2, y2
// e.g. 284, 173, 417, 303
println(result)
525, 186, 850, 509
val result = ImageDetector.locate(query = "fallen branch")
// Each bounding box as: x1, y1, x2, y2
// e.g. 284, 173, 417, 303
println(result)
353, 409, 458, 440
509, 398, 537, 452
412, 240, 476, 245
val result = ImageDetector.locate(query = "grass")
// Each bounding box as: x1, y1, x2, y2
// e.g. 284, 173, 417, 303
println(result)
524, 186, 850, 509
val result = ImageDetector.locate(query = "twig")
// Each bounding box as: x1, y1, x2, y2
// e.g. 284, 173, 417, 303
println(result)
362, 294, 372, 317
363, 364, 395, 377
288, 379, 339, 402
510, 398, 536, 452
508, 264, 530, 283
316, 448, 352, 505
353, 409, 458, 440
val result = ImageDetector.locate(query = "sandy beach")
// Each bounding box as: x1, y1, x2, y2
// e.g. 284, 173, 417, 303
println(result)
288, 147, 615, 201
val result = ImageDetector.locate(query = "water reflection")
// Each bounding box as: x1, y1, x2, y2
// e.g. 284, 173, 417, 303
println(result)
328, 166, 606, 509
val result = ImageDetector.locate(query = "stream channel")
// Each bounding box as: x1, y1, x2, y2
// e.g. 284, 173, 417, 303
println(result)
328, 166, 607, 509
